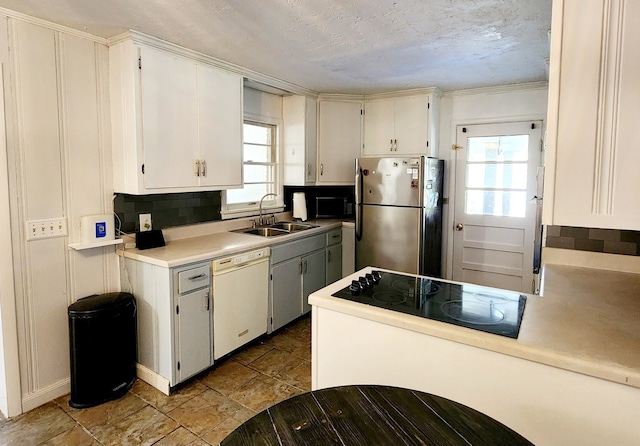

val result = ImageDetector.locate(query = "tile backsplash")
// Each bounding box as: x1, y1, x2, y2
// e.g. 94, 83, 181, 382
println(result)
546, 226, 640, 256
113, 186, 353, 235
114, 192, 222, 233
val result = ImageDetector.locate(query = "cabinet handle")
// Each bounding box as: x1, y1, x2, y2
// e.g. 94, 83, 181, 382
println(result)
328, 251, 332, 262
201, 160, 206, 177
299, 260, 303, 275
188, 273, 207, 280
194, 160, 201, 177
307, 163, 311, 177
390, 139, 393, 151
204, 292, 210, 311
320, 164, 324, 176
393, 139, 398, 151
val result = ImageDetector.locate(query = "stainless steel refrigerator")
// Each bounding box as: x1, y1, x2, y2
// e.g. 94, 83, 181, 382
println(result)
355, 156, 444, 277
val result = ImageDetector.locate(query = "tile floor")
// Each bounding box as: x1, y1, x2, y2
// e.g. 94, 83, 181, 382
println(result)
0, 315, 311, 446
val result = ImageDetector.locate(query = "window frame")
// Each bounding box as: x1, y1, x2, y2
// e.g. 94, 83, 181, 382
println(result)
221, 119, 283, 219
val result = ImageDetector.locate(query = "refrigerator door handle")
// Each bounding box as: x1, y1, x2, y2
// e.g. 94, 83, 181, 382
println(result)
355, 163, 363, 241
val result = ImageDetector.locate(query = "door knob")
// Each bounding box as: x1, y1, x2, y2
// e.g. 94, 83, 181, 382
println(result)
455, 223, 464, 231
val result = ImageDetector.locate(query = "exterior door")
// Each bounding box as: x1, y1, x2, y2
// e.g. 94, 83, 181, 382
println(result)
452, 121, 542, 293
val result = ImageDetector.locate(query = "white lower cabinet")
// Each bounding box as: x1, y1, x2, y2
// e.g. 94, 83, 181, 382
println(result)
326, 228, 343, 285
302, 250, 326, 315
341, 225, 355, 277
270, 232, 337, 332
176, 287, 211, 382
120, 258, 212, 393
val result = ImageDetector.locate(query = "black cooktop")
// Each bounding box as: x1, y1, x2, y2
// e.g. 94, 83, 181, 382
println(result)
332, 270, 527, 339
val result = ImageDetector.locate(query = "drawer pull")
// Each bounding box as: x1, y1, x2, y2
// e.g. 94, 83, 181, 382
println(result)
189, 273, 207, 280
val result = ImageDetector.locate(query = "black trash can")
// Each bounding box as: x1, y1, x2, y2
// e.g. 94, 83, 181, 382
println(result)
68, 292, 137, 409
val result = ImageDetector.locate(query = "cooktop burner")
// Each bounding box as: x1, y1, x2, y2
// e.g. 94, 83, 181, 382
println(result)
332, 270, 526, 339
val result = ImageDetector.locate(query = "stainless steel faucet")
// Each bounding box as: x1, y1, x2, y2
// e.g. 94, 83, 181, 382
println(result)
258, 193, 277, 226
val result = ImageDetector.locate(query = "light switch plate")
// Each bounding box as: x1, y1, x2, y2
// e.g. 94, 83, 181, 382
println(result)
26, 218, 67, 240
139, 213, 152, 232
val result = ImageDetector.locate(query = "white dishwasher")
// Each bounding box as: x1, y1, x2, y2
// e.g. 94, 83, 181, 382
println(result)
212, 247, 270, 360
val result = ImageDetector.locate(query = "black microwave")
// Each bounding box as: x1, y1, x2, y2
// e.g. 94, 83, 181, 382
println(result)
315, 196, 351, 218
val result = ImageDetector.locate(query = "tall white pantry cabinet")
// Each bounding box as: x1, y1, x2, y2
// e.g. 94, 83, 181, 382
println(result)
109, 31, 244, 194
544, 0, 640, 230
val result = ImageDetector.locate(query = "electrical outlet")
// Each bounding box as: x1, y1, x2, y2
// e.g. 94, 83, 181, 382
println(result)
26, 218, 67, 241
139, 213, 152, 232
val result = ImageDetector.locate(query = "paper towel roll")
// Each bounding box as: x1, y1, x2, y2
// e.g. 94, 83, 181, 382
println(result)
292, 192, 307, 221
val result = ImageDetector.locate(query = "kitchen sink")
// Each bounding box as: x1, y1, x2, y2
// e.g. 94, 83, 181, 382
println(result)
237, 227, 290, 237
269, 222, 318, 232
232, 221, 318, 237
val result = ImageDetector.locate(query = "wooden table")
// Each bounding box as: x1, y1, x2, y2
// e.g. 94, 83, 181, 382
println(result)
221, 385, 533, 445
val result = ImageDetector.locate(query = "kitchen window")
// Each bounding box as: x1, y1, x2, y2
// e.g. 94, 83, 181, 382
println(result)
222, 121, 281, 216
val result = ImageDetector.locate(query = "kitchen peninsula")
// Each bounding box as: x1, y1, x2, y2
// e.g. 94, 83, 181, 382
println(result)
309, 263, 640, 446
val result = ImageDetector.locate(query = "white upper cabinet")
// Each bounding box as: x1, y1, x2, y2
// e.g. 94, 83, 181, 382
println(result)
317, 98, 363, 184
139, 45, 199, 190
544, 0, 640, 230
197, 64, 243, 188
283, 95, 317, 186
109, 32, 243, 194
363, 90, 441, 156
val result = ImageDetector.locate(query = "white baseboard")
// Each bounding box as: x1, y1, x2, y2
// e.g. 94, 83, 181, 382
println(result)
19, 364, 169, 415
21, 379, 70, 413
136, 363, 170, 395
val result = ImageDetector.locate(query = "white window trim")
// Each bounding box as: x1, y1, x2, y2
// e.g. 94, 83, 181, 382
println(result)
221, 112, 284, 220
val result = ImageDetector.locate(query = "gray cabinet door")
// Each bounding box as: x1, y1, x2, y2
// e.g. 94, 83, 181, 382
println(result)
326, 244, 342, 285
176, 288, 211, 381
271, 257, 303, 332
302, 250, 327, 314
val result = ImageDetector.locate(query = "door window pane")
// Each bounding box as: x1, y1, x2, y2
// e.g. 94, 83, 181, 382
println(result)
465, 134, 529, 218
466, 164, 527, 189
468, 135, 529, 162
465, 190, 527, 217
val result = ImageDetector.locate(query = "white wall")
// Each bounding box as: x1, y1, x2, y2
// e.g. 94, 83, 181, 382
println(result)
0, 15, 119, 415
438, 82, 549, 279
0, 55, 21, 417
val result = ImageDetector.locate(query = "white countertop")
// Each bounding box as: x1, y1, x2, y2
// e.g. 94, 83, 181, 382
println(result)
118, 219, 346, 268
309, 264, 640, 390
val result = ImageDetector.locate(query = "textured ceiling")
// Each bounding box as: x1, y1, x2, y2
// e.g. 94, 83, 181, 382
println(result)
0, 0, 552, 94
